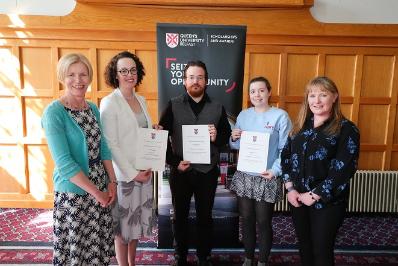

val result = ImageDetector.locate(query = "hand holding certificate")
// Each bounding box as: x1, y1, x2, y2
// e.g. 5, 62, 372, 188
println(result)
135, 128, 168, 171
237, 131, 270, 174
182, 125, 210, 164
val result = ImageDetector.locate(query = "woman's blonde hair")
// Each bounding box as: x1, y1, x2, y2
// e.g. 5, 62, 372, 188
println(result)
291, 76, 344, 136
56, 53, 93, 83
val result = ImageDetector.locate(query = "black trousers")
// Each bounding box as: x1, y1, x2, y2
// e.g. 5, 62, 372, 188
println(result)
169, 167, 218, 259
290, 202, 346, 266
238, 196, 275, 262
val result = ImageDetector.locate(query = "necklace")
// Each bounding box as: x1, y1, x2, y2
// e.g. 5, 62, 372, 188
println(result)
61, 96, 88, 110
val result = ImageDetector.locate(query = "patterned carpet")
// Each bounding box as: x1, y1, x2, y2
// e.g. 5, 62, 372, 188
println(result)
0, 208, 397, 265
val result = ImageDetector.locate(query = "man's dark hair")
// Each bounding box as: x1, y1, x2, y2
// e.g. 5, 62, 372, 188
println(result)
183, 60, 208, 81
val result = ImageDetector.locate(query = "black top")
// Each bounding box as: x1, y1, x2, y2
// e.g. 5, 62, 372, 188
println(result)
159, 92, 231, 168
281, 116, 360, 209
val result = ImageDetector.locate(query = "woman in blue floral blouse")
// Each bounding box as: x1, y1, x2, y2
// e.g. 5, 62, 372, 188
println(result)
281, 76, 360, 266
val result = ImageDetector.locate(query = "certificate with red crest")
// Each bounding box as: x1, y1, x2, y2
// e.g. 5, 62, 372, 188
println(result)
135, 128, 169, 171
182, 125, 210, 164
237, 131, 270, 174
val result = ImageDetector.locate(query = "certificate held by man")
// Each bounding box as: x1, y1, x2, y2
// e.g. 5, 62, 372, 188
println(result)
135, 128, 168, 171
182, 124, 210, 164
237, 131, 270, 174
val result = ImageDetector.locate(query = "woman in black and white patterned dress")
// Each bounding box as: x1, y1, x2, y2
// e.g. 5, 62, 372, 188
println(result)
42, 53, 117, 265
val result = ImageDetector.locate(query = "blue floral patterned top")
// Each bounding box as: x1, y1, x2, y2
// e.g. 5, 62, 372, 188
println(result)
281, 116, 360, 209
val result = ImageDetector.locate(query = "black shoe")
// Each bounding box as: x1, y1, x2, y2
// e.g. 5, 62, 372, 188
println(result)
171, 255, 188, 266
197, 256, 213, 266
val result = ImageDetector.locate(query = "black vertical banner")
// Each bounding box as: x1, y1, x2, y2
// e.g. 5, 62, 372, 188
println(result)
156, 23, 246, 249
157, 23, 246, 120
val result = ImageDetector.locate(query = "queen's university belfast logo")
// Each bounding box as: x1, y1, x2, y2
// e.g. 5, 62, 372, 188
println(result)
166, 33, 179, 48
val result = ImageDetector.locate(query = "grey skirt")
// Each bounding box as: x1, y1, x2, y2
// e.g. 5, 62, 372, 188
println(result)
112, 179, 155, 244
230, 170, 283, 203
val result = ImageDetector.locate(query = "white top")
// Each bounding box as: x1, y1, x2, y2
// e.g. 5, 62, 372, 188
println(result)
100, 89, 152, 182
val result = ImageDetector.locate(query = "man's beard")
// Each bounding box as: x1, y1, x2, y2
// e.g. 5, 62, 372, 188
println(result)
186, 85, 206, 98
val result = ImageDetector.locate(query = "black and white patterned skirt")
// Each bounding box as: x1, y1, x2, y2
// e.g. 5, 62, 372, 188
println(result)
230, 170, 283, 203
52, 162, 115, 266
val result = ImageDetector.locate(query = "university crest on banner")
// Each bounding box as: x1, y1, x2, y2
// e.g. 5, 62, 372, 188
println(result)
166, 33, 179, 48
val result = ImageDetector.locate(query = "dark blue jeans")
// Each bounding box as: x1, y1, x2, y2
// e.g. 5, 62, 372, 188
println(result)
290, 202, 346, 266
169, 167, 219, 260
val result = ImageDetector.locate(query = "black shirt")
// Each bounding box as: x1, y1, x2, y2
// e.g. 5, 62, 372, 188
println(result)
159, 92, 231, 168
281, 116, 360, 208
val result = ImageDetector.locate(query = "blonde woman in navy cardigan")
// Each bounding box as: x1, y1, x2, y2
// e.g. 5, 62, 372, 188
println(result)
230, 77, 292, 266
42, 53, 117, 265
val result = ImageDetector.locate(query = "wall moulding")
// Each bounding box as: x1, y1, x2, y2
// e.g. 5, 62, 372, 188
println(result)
1, 28, 398, 48
2, 3, 398, 38
76, 0, 314, 8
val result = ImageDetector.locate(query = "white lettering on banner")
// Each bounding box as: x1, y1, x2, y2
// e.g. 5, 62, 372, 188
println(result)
210, 34, 238, 39
180, 34, 198, 38
170, 63, 186, 70
167, 33, 239, 48
176, 33, 205, 47
171, 78, 184, 85
208, 79, 229, 86
209, 34, 238, 45
170, 70, 183, 78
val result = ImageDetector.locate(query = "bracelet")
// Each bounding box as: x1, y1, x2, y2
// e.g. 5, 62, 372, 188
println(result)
286, 186, 295, 192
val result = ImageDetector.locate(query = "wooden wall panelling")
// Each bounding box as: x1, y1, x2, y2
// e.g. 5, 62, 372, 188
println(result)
324, 55, 356, 98
1, 3, 398, 207
383, 55, 397, 169
89, 47, 98, 102
0, 40, 153, 207
386, 55, 398, 169
325, 54, 357, 120
97, 48, 124, 92
358, 54, 396, 169
279, 52, 288, 111
351, 54, 363, 125
357, 105, 389, 169
248, 52, 282, 106
0, 44, 29, 202
135, 49, 158, 121
21, 46, 54, 204
244, 45, 398, 170
392, 95, 398, 169
242, 52, 250, 110
317, 53, 325, 76
286, 53, 318, 96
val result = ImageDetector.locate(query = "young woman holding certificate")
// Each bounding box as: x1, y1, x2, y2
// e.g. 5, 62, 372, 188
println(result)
230, 77, 292, 266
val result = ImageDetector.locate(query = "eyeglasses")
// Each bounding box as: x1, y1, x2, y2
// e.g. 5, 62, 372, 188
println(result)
118, 68, 138, 76
186, 75, 205, 82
